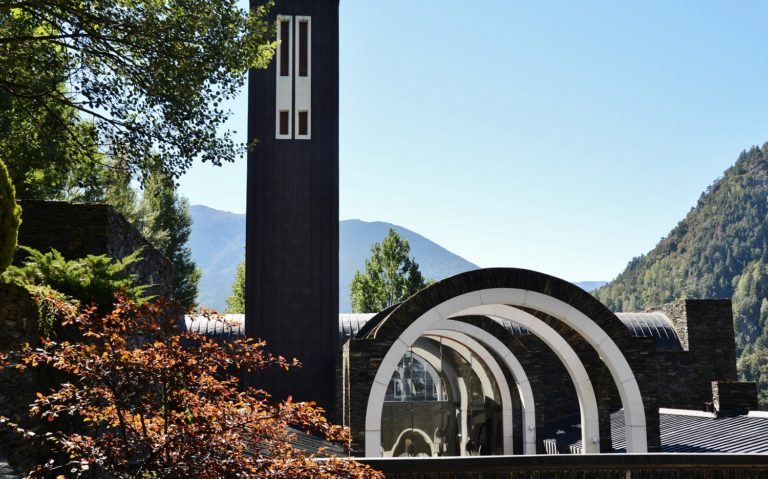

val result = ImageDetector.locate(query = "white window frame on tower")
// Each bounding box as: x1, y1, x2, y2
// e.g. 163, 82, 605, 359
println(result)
294, 16, 311, 140
275, 15, 293, 140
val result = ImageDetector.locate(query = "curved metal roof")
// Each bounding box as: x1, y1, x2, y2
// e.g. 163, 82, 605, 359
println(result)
339, 313, 376, 347
184, 310, 681, 351
615, 312, 682, 351
181, 314, 245, 341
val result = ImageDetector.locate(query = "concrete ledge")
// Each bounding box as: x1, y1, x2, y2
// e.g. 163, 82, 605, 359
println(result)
348, 453, 768, 474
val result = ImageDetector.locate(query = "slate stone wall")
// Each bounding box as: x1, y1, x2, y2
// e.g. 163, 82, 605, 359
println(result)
650, 300, 739, 411
16, 200, 172, 298
0, 201, 174, 473
712, 381, 758, 416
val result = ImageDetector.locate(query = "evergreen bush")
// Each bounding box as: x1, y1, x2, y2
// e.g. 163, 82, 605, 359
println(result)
0, 157, 22, 273
1, 246, 150, 314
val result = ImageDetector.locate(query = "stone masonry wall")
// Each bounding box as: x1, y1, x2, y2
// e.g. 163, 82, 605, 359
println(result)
712, 381, 758, 416
650, 300, 740, 411
0, 284, 39, 351
16, 200, 172, 298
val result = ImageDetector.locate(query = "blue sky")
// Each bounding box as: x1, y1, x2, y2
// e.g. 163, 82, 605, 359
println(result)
178, 0, 768, 283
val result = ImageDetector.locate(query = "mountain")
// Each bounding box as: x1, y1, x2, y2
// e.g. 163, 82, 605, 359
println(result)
574, 281, 607, 292
189, 206, 606, 313
187, 205, 246, 310
188, 207, 480, 312
339, 220, 479, 312
594, 143, 768, 405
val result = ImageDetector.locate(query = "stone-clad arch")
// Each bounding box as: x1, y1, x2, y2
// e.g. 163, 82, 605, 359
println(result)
354, 268, 654, 456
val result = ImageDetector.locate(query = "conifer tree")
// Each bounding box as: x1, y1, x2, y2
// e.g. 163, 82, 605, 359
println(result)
135, 168, 200, 310
226, 259, 246, 314
0, 158, 21, 273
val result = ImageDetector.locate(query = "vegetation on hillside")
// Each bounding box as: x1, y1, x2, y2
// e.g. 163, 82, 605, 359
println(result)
226, 259, 246, 314
132, 166, 201, 310
594, 143, 768, 405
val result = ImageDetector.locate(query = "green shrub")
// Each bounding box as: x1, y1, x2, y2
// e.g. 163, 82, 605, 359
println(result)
0, 158, 22, 273
1, 246, 151, 314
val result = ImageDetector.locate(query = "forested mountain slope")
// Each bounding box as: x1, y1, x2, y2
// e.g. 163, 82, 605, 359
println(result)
594, 144, 768, 405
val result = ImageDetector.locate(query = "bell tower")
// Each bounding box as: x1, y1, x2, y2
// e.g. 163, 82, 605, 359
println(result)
245, 0, 339, 411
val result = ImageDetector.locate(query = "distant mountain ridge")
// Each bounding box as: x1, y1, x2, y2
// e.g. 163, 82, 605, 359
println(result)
188, 205, 605, 312
187, 205, 246, 310
339, 220, 478, 312
594, 143, 768, 405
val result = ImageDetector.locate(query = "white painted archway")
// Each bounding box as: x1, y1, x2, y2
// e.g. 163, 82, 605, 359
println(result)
422, 330, 515, 454
427, 320, 538, 454
434, 318, 599, 453
388, 428, 436, 457
364, 288, 647, 456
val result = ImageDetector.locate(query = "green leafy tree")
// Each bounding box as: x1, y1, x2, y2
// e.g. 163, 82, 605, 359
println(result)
0, 157, 21, 272
134, 166, 200, 310
92, 158, 140, 224
0, 5, 106, 200
226, 259, 246, 314
0, 0, 275, 185
350, 228, 430, 313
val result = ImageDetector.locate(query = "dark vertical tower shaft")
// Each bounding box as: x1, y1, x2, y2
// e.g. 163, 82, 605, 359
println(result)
246, 0, 339, 411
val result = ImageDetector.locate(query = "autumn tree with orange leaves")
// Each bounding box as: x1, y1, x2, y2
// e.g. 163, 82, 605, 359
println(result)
1, 294, 382, 479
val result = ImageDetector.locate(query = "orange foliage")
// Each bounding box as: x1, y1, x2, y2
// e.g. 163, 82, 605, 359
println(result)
3, 294, 382, 479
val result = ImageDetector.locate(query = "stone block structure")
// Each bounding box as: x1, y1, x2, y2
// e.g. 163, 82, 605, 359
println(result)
0, 200, 175, 475
1, 201, 173, 347
712, 381, 758, 416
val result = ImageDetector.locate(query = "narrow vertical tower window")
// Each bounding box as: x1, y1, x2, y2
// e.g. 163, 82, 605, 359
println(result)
275, 16, 293, 139
280, 20, 291, 76
294, 16, 311, 140
298, 20, 309, 77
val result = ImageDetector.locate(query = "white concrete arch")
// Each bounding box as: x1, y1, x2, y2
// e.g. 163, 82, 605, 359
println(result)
426, 320, 539, 454
438, 314, 600, 453
364, 288, 647, 456
388, 428, 436, 457
431, 319, 595, 454
422, 330, 515, 455
409, 340, 460, 406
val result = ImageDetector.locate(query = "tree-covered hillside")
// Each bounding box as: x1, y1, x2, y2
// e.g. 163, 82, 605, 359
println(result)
594, 144, 768, 405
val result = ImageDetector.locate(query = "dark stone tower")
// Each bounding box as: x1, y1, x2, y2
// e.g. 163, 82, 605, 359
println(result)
245, 0, 339, 411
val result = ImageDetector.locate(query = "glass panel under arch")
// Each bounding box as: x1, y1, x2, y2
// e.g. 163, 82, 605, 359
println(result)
381, 335, 503, 457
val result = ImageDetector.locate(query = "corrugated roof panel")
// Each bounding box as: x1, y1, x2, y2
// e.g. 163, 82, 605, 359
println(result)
616, 312, 682, 351
554, 409, 768, 454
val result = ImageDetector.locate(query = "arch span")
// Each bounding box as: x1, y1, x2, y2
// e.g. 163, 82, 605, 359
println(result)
360, 268, 649, 455
435, 317, 600, 453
